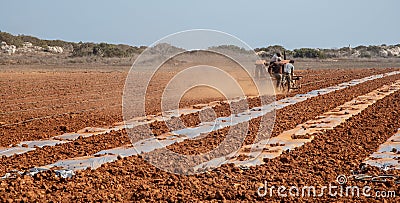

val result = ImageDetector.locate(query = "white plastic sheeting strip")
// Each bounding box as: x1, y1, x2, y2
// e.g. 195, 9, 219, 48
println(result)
21, 72, 400, 174
0, 147, 35, 157
364, 128, 400, 170
0, 127, 115, 157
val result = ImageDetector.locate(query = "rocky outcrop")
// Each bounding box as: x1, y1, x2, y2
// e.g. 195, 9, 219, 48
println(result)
0, 41, 64, 55
17, 42, 44, 53
386, 46, 400, 57
45, 46, 63, 54
0, 42, 16, 55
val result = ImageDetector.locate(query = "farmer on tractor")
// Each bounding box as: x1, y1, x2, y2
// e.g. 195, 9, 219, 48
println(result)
269, 52, 282, 65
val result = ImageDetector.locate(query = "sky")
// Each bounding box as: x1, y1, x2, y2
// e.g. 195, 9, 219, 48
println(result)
1, 0, 399, 50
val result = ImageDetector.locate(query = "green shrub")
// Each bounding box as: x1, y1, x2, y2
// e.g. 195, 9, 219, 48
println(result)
72, 42, 144, 57
293, 48, 324, 58
208, 45, 253, 54
360, 51, 372, 58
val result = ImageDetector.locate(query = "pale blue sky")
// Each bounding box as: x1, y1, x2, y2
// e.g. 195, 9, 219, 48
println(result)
1, 0, 399, 49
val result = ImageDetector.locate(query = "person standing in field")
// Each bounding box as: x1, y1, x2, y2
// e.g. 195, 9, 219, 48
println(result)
283, 60, 295, 88
268, 52, 283, 88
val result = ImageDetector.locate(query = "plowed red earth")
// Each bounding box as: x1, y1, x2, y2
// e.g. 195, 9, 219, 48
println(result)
0, 68, 393, 147
167, 72, 400, 155
1, 90, 399, 202
0, 69, 397, 175
1, 65, 400, 202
